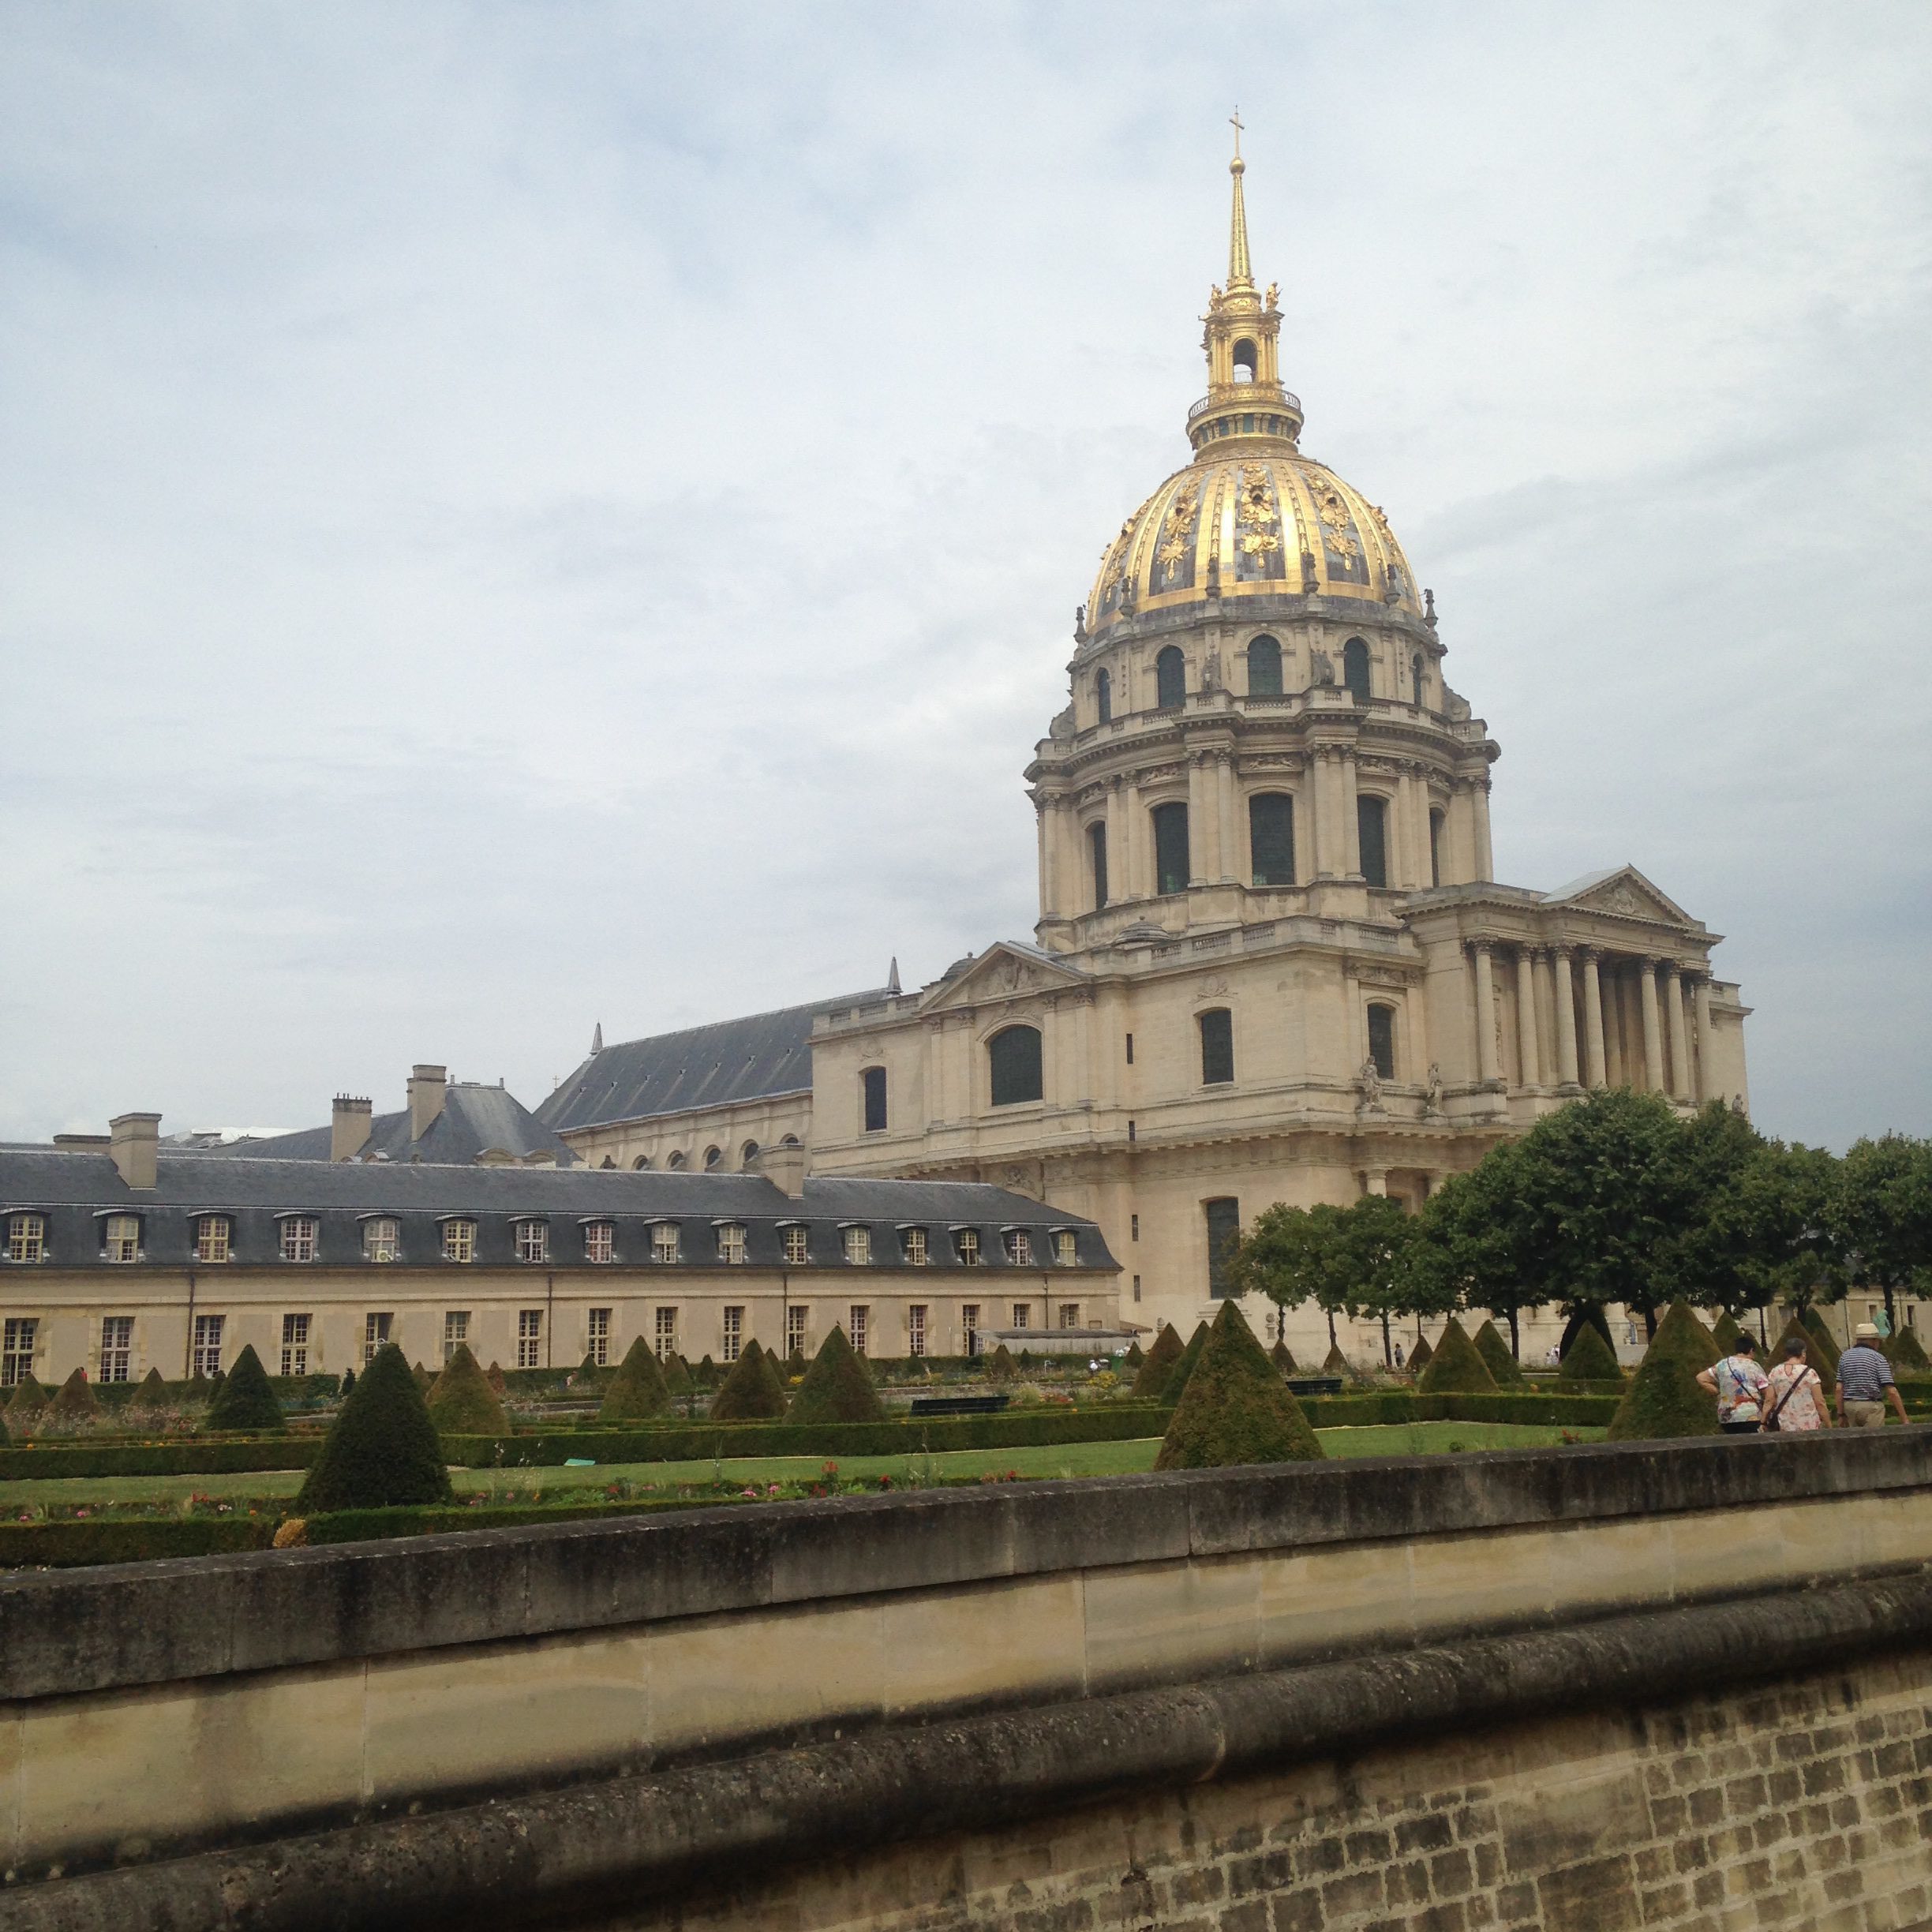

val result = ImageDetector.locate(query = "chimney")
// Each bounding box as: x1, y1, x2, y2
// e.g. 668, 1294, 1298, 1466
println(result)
754, 1140, 807, 1200
407, 1065, 447, 1143
108, 1113, 161, 1191
331, 1095, 373, 1162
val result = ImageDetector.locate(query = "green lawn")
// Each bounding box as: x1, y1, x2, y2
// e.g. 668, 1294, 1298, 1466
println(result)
0, 1421, 1603, 1509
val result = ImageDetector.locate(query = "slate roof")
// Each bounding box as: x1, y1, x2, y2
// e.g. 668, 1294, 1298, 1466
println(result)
0, 1151, 1117, 1275
537, 987, 893, 1135
204, 1084, 576, 1167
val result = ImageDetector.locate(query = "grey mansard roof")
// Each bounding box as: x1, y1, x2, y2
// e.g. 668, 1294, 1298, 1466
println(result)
0, 1150, 1116, 1275
537, 987, 893, 1135
202, 1083, 576, 1167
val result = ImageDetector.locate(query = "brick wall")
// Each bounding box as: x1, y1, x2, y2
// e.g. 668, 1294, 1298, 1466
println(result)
629, 1645, 1932, 1932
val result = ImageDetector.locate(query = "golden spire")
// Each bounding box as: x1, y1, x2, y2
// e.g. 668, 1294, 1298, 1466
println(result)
1227, 107, 1252, 289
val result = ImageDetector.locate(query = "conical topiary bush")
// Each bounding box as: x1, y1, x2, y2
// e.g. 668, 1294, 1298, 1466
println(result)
205, 1344, 286, 1432
50, 1366, 98, 1422
985, 1342, 1019, 1383
1124, 1340, 1145, 1371
1559, 1321, 1622, 1382
1800, 1306, 1842, 1374
0, 1406, 8, 1447
1607, 1301, 1721, 1442
1558, 1307, 1617, 1361
710, 1339, 788, 1421
132, 1366, 169, 1410
1417, 1317, 1498, 1395
786, 1349, 807, 1379
1885, 1324, 1930, 1375
1155, 1301, 1325, 1470
1163, 1323, 1212, 1403
1129, 1324, 1181, 1398
599, 1337, 672, 1424
696, 1354, 719, 1389
1772, 1311, 1835, 1382
1271, 1338, 1298, 1375
425, 1343, 509, 1436
294, 1342, 452, 1511
663, 1353, 694, 1398
485, 1360, 507, 1395
411, 1361, 434, 1393
1473, 1320, 1527, 1387
1710, 1311, 1744, 1354
1320, 1342, 1352, 1377
1406, 1333, 1434, 1374
8, 1373, 48, 1420
567, 1352, 602, 1391
788, 1324, 886, 1425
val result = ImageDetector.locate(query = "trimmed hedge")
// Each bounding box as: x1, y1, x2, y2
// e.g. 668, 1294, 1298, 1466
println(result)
0, 1517, 275, 1567
0, 1439, 320, 1480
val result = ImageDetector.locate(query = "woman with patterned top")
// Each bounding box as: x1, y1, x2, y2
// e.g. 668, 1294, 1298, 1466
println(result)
1698, 1335, 1769, 1435
1759, 1336, 1828, 1432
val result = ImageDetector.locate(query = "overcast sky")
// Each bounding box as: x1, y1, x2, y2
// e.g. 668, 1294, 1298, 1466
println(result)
3, 2, 1928, 1153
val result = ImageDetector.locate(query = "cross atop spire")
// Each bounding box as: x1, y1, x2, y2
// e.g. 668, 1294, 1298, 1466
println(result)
1226, 109, 1252, 288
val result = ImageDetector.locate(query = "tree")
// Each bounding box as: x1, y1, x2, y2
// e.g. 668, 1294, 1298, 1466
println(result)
1606, 1302, 1720, 1441
710, 1339, 788, 1421
599, 1337, 671, 1424
1649, 1100, 1768, 1316
1226, 1202, 1349, 1350
1155, 1301, 1324, 1470
206, 1344, 286, 1432
788, 1325, 886, 1425
425, 1343, 508, 1436
1335, 1195, 1424, 1366
1405, 1154, 1541, 1357
1416, 1317, 1497, 1395
295, 1342, 452, 1511
1129, 1325, 1181, 1398
1836, 1134, 1932, 1332
1697, 1137, 1844, 1332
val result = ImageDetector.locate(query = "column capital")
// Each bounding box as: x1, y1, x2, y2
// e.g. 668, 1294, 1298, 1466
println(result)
1574, 943, 1602, 964
1465, 936, 1496, 959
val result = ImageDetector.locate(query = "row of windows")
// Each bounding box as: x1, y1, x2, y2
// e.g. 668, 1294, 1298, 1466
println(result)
604, 1135, 797, 1174
1092, 637, 1427, 721
0, 1298, 1091, 1384
1, 1211, 1079, 1271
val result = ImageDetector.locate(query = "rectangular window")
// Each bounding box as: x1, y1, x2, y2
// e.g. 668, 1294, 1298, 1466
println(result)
1429, 809, 1443, 889
518, 1308, 544, 1370
1152, 801, 1190, 896
195, 1215, 230, 1264
442, 1219, 476, 1264
962, 1304, 981, 1354
1249, 792, 1296, 886
1088, 822, 1108, 912
1055, 1230, 1077, 1267
1133, 1274, 1142, 1302
722, 1305, 743, 1362
584, 1221, 614, 1264
1011, 1302, 1031, 1331
1366, 1003, 1397, 1081
279, 1215, 317, 1264
956, 1228, 981, 1267
902, 1226, 927, 1266
6, 1214, 45, 1264
783, 1225, 810, 1265
99, 1315, 133, 1383
1004, 1230, 1031, 1266
844, 1226, 871, 1266
848, 1305, 868, 1357
1357, 795, 1388, 889
586, 1307, 609, 1366
363, 1311, 392, 1365
1125, 1032, 1134, 1065
280, 1312, 310, 1378
862, 1065, 888, 1133
193, 1312, 224, 1379
1200, 1008, 1235, 1085
785, 1305, 808, 1358
651, 1222, 680, 1264
1059, 1303, 1080, 1330
1205, 1197, 1241, 1301
364, 1217, 399, 1263
2, 1317, 36, 1385
717, 1224, 747, 1265
104, 1213, 140, 1264
653, 1307, 677, 1361
515, 1220, 548, 1264
442, 1309, 470, 1363
908, 1305, 927, 1357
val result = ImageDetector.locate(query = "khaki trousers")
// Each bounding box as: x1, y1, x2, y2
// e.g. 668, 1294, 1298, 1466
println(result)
1843, 1399, 1885, 1428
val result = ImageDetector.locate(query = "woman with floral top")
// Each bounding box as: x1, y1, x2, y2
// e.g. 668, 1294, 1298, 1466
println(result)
1759, 1335, 1828, 1432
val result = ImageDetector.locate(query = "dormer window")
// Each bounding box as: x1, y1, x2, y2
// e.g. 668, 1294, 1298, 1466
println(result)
955, 1228, 982, 1267
584, 1220, 614, 1264
843, 1226, 871, 1267
104, 1214, 141, 1264
651, 1222, 681, 1264
901, 1226, 928, 1266
6, 1213, 45, 1264
1004, 1229, 1032, 1267
442, 1219, 476, 1264
514, 1219, 548, 1264
717, 1223, 747, 1265
279, 1215, 317, 1264
1054, 1230, 1078, 1267
195, 1215, 231, 1264
783, 1225, 809, 1265
364, 1217, 399, 1264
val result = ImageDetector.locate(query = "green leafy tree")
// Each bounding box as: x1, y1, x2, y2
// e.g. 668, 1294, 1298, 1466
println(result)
710, 1338, 788, 1421
205, 1344, 286, 1432
1226, 1202, 1350, 1350
599, 1337, 671, 1424
1835, 1133, 1932, 1332
1405, 1153, 1542, 1357
788, 1324, 886, 1425
424, 1343, 508, 1436
1332, 1195, 1425, 1367
1155, 1301, 1324, 1470
1698, 1137, 1844, 1327
295, 1343, 451, 1511
1649, 1101, 1767, 1314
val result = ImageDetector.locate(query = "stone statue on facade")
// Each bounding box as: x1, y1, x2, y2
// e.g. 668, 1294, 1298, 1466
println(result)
1422, 1063, 1444, 1117
1312, 648, 1335, 685
1357, 1058, 1384, 1111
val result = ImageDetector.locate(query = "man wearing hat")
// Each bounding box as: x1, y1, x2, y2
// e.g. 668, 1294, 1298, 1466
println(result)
1836, 1324, 1910, 1428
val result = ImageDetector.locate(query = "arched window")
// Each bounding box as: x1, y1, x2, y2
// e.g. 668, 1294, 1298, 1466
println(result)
1246, 635, 1282, 696
631, 1155, 650, 1170
1151, 802, 1190, 896
1232, 339, 1257, 382
703, 1145, 722, 1170
861, 1065, 888, 1133
1411, 654, 1425, 707
1367, 1004, 1397, 1081
740, 1140, 760, 1166
1155, 646, 1185, 710
1249, 793, 1295, 886
1429, 808, 1444, 888
1095, 668, 1111, 724
1357, 796, 1389, 888
1088, 821, 1109, 911
988, 1025, 1043, 1106
1342, 637, 1372, 703
1199, 1009, 1234, 1085
781, 1133, 802, 1147
666, 1150, 686, 1170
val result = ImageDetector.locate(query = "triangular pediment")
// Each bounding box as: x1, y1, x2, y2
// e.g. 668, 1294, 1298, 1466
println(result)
920, 942, 1089, 1013
1545, 866, 1694, 927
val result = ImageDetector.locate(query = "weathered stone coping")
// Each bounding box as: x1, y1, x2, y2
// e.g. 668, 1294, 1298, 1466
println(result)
12, 1569, 1931, 1932
2, 1428, 1925, 1702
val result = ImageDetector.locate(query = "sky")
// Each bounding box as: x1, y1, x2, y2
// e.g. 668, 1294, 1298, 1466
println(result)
2, 2, 1929, 1152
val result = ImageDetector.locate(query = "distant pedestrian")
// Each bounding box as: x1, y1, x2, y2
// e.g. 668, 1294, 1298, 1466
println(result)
1759, 1337, 1826, 1432
1837, 1324, 1908, 1429
1392, 1342, 1405, 1369
1544, 1343, 1562, 1368
1698, 1335, 1767, 1434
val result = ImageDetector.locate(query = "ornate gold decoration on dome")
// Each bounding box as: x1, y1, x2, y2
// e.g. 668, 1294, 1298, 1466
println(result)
1324, 530, 1358, 561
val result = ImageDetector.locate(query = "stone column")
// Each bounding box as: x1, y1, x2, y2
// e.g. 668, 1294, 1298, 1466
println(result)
1186, 755, 1209, 887
1580, 947, 1607, 1088
926, 1019, 948, 1123
1663, 962, 1691, 1101
1362, 1169, 1388, 1197
1472, 777, 1494, 882
1035, 800, 1052, 920
1471, 942, 1500, 1085
1340, 751, 1362, 878
1124, 779, 1144, 900
1103, 782, 1121, 909
1552, 947, 1581, 1088
1692, 975, 1714, 1102
1638, 959, 1664, 1092
1310, 749, 1334, 877
1216, 754, 1238, 884
1531, 948, 1556, 1084
1514, 948, 1541, 1089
